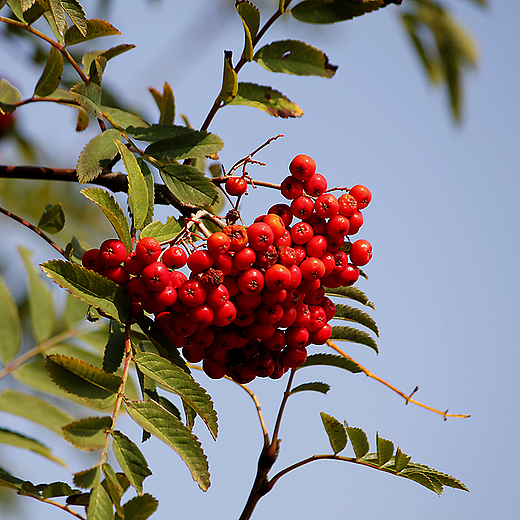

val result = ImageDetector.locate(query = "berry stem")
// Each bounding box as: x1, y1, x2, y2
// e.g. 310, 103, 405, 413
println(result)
0, 205, 66, 258
326, 341, 470, 420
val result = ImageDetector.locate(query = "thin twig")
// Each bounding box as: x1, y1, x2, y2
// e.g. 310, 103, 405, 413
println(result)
326, 340, 470, 420
30, 496, 86, 520
0, 205, 66, 258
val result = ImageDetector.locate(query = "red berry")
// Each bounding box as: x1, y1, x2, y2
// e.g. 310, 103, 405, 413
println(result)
162, 246, 188, 268
203, 358, 228, 379
310, 323, 332, 344
347, 210, 363, 235
99, 239, 127, 266
187, 249, 214, 273
247, 222, 275, 251
82, 248, 103, 272
188, 303, 215, 329
338, 193, 358, 217
349, 239, 372, 266
300, 257, 326, 281
153, 285, 178, 308
251, 352, 275, 377
314, 193, 339, 219
291, 196, 315, 220
124, 251, 146, 275
336, 263, 360, 286
126, 277, 149, 301
291, 221, 314, 245
268, 203, 293, 227
206, 284, 229, 308
135, 236, 161, 265
349, 185, 372, 209
326, 214, 350, 238
225, 176, 248, 196
237, 268, 264, 295
141, 261, 171, 291
213, 300, 237, 327
264, 264, 292, 291
223, 225, 248, 252
101, 265, 130, 285
280, 176, 304, 200
281, 346, 307, 368
207, 231, 231, 256
304, 173, 327, 197
178, 280, 207, 307
262, 214, 286, 240
233, 247, 257, 271
289, 154, 316, 181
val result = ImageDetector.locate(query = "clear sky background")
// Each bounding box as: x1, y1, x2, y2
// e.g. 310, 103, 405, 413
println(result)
1, 1, 519, 520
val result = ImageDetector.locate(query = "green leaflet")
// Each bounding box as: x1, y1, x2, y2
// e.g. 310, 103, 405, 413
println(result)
133, 351, 218, 440
124, 399, 210, 491
394, 447, 411, 473
37, 202, 66, 234
160, 164, 220, 207
289, 381, 330, 395
218, 50, 238, 104
87, 479, 114, 520
46, 353, 122, 408
41, 481, 81, 499
34, 46, 64, 97
324, 285, 375, 308
114, 140, 149, 231
0, 427, 66, 466
140, 217, 182, 243
330, 325, 378, 354
119, 493, 158, 520
291, 0, 387, 24
81, 187, 132, 252
254, 39, 338, 77
76, 129, 122, 183
19, 246, 55, 345
345, 423, 369, 459
0, 275, 22, 364
144, 127, 224, 161
228, 82, 303, 118
70, 81, 102, 118
0, 389, 74, 437
47, 0, 67, 37
236, 1, 260, 62
376, 433, 394, 467
65, 18, 121, 46
82, 44, 136, 73
74, 465, 102, 489
62, 416, 112, 451
0, 78, 21, 114
61, 0, 88, 36
102, 463, 125, 517
333, 303, 379, 336
299, 353, 363, 373
320, 412, 347, 454
102, 106, 149, 131
112, 430, 151, 496
103, 320, 126, 374
41, 260, 130, 323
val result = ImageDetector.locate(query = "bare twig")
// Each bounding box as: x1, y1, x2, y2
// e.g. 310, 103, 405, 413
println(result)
326, 340, 470, 420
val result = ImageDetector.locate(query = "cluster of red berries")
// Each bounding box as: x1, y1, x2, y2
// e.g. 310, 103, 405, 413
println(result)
82, 155, 372, 383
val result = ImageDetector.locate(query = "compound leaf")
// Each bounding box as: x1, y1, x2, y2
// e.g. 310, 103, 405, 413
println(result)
124, 399, 210, 491
320, 412, 347, 454
254, 39, 337, 77
112, 430, 151, 495
134, 352, 217, 440
76, 129, 122, 183
41, 260, 130, 323
81, 187, 132, 252
229, 82, 303, 118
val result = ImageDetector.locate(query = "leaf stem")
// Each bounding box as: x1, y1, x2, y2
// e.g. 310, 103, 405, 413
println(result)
30, 495, 86, 520
0, 205, 67, 258
326, 340, 470, 420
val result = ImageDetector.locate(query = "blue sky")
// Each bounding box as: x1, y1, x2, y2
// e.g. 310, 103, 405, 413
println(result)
1, 1, 519, 519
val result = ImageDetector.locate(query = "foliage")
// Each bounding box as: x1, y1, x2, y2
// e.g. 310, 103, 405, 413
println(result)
0, 1, 483, 519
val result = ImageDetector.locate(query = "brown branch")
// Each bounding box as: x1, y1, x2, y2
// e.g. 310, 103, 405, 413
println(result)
326, 340, 470, 420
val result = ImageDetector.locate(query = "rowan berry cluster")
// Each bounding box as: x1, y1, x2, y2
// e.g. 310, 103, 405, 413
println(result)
82, 155, 372, 383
